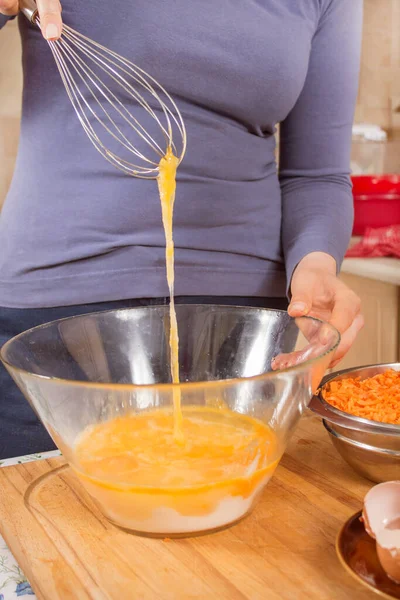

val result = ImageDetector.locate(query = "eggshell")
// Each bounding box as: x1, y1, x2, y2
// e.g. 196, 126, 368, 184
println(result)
362, 481, 400, 538
362, 506, 375, 539
362, 481, 400, 584
376, 520, 400, 584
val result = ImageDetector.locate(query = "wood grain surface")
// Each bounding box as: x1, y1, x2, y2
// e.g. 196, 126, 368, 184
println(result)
0, 414, 375, 599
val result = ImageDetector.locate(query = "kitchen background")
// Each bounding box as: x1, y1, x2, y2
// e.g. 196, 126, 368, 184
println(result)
0, 0, 400, 370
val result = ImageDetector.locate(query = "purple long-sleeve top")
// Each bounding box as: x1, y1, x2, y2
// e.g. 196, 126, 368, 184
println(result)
0, 0, 362, 308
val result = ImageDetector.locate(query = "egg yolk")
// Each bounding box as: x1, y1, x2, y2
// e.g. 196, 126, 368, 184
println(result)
71, 149, 279, 533
157, 146, 183, 443
73, 407, 279, 522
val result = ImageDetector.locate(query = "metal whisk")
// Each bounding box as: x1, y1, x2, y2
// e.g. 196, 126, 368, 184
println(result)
20, 0, 187, 179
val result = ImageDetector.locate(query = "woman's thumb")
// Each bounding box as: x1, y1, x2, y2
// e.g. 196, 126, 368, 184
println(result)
0, 0, 19, 15
288, 272, 315, 317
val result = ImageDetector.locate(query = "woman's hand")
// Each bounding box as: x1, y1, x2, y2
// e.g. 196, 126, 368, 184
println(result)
0, 0, 62, 40
288, 251, 364, 367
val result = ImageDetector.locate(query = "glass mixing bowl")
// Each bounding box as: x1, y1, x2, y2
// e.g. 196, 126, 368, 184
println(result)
1, 305, 339, 537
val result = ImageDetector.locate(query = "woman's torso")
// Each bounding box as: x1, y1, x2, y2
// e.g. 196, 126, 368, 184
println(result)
0, 0, 322, 307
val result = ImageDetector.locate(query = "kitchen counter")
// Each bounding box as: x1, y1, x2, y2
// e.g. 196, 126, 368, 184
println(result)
342, 236, 400, 286
0, 449, 61, 599
0, 415, 375, 599
342, 256, 400, 286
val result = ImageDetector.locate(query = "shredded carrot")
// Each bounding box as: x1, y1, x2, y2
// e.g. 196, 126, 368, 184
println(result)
323, 369, 400, 425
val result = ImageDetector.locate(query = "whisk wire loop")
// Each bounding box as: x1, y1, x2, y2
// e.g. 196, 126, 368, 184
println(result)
21, 3, 186, 179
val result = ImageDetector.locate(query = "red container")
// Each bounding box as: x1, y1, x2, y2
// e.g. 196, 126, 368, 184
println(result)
352, 175, 400, 236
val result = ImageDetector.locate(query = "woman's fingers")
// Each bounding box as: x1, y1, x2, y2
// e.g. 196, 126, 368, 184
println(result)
327, 286, 362, 367
36, 0, 62, 40
271, 342, 328, 371
329, 286, 361, 334
0, 0, 63, 37
272, 313, 364, 372
330, 313, 364, 368
0, 0, 19, 16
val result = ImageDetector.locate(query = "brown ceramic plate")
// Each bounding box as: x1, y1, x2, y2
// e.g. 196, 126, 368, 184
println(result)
337, 511, 400, 599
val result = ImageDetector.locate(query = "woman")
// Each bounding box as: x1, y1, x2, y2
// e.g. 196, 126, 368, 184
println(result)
0, 0, 364, 459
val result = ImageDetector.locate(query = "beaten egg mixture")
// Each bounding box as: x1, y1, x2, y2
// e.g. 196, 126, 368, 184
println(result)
72, 148, 277, 533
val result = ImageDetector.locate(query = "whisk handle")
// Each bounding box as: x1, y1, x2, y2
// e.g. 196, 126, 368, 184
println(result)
20, 0, 39, 24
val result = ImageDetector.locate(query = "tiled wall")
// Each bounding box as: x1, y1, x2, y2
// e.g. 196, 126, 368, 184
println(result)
0, 2, 400, 209
355, 0, 400, 133
0, 19, 22, 209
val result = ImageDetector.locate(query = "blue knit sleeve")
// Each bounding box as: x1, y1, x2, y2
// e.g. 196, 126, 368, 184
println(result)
0, 14, 16, 29
279, 0, 363, 293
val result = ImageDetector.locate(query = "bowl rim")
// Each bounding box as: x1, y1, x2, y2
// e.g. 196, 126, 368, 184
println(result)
323, 420, 400, 457
310, 363, 400, 435
0, 304, 340, 391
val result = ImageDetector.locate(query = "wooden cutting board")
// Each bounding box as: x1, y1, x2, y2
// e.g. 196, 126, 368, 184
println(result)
0, 415, 373, 600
